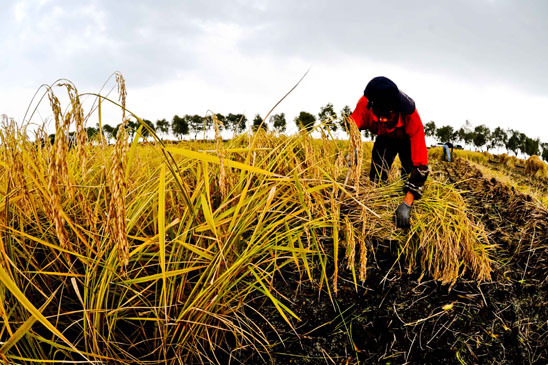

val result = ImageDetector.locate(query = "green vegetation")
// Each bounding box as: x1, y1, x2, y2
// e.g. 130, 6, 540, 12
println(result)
0, 75, 546, 363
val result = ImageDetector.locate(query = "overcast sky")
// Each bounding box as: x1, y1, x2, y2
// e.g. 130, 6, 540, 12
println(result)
1, 0, 548, 141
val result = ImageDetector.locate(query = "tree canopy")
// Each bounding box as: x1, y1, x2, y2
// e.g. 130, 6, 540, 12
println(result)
270, 113, 287, 133
172, 115, 189, 139
94, 103, 548, 163
252, 114, 266, 132
295, 111, 316, 132
318, 103, 338, 132
435, 125, 455, 143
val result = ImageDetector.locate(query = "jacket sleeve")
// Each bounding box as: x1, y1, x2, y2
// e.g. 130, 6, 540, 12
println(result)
404, 109, 429, 199
404, 109, 428, 166
349, 96, 369, 130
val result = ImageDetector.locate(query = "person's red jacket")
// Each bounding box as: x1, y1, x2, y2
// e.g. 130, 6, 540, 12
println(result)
350, 95, 428, 166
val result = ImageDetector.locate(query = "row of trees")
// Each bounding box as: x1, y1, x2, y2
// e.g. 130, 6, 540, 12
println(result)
425, 120, 548, 161
83, 102, 547, 162
88, 103, 355, 142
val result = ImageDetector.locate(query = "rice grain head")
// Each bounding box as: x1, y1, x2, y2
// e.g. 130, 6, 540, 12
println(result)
109, 123, 129, 267
106, 77, 130, 268
213, 114, 227, 200
116, 72, 127, 120
64, 83, 88, 170
46, 90, 72, 250
344, 217, 356, 271
358, 236, 368, 282
347, 117, 362, 193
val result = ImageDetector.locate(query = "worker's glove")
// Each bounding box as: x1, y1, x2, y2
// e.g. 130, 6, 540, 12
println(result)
394, 202, 412, 229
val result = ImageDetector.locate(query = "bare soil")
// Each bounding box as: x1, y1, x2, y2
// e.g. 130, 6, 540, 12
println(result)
232, 158, 548, 364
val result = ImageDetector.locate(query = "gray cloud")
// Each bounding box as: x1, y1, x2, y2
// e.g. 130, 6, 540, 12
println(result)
1, 0, 207, 88
235, 0, 548, 94
1, 0, 547, 97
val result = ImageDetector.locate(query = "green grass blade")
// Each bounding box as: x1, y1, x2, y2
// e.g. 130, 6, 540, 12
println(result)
166, 147, 275, 176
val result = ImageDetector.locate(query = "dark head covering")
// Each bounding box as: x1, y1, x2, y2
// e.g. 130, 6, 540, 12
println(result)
364, 76, 415, 115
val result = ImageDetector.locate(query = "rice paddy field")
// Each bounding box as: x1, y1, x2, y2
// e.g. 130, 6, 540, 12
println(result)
0, 78, 546, 364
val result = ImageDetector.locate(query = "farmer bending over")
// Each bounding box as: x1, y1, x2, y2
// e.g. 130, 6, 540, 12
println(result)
349, 76, 429, 228
443, 142, 453, 162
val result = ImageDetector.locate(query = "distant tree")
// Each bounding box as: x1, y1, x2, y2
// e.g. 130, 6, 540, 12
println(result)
226, 113, 247, 135
102, 124, 115, 141
318, 103, 338, 132
424, 121, 437, 138
270, 113, 287, 133
488, 126, 508, 151
338, 105, 352, 131
203, 115, 214, 139
252, 114, 266, 132
171, 115, 189, 139
456, 120, 474, 148
141, 119, 155, 139
188, 115, 204, 140
506, 129, 521, 156
126, 119, 139, 138
523, 136, 540, 157
435, 125, 455, 143
156, 118, 170, 138
455, 128, 465, 145
86, 126, 99, 139
236, 114, 248, 134
518, 132, 529, 156
541, 142, 548, 162
225, 114, 237, 133
295, 111, 316, 132
455, 128, 474, 146
472, 124, 491, 151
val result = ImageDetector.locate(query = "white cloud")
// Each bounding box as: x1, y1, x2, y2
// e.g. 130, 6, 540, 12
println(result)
1, 0, 547, 142
13, 0, 27, 22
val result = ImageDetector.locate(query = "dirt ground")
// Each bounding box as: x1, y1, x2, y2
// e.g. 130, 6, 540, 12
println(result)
484, 158, 548, 197
231, 158, 548, 364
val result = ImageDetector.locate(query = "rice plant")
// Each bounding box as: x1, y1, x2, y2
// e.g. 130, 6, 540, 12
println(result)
0, 75, 495, 363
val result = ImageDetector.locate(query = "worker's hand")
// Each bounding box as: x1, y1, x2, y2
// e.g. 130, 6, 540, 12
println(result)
394, 202, 412, 228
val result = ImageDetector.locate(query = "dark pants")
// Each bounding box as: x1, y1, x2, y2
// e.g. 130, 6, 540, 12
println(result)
370, 135, 413, 182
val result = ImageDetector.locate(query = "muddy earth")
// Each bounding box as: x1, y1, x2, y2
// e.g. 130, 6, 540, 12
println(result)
229, 158, 547, 364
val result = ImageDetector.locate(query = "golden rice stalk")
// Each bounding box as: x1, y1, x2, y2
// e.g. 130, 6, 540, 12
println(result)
106, 77, 130, 267
213, 114, 227, 200
300, 131, 319, 180
1, 119, 29, 211
358, 235, 368, 282
116, 72, 127, 120
330, 193, 339, 294
409, 181, 493, 286
344, 217, 356, 271
334, 151, 345, 181
347, 117, 362, 194
320, 129, 333, 175
33, 124, 50, 152
63, 83, 88, 169
304, 226, 311, 249
47, 90, 71, 190
47, 177, 70, 250
46, 90, 71, 250
108, 122, 129, 267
